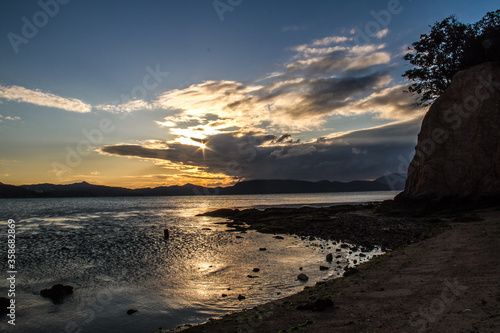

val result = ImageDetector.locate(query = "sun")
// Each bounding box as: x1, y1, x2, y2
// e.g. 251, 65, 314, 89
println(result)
199, 143, 207, 150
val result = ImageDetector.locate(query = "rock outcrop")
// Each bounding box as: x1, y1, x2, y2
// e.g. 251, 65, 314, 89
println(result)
396, 62, 500, 202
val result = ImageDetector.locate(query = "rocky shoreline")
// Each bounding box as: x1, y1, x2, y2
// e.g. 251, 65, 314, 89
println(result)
161, 204, 499, 333
156, 202, 467, 332
197, 203, 446, 251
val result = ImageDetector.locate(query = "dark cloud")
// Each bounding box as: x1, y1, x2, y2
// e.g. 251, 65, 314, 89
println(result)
295, 72, 392, 116
250, 71, 393, 119
285, 44, 391, 76
101, 118, 422, 182
337, 117, 423, 144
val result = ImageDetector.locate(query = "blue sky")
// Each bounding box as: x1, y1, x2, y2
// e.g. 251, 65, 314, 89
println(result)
0, 0, 498, 188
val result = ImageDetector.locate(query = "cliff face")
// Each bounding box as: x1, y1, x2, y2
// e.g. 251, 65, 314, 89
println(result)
397, 62, 500, 202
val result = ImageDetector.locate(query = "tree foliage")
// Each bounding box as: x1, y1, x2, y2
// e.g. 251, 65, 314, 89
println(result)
403, 10, 500, 106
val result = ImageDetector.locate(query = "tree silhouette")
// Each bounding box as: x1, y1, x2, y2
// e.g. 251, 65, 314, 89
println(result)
403, 10, 500, 106
462, 10, 500, 69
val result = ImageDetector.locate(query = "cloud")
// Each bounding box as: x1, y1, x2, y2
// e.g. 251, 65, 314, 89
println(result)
150, 68, 398, 137
0, 85, 91, 113
96, 32, 423, 185
100, 117, 422, 182
376, 28, 390, 39
0, 115, 21, 122
285, 44, 391, 75
312, 36, 353, 46
350, 85, 426, 120
326, 117, 423, 144
95, 99, 154, 113
95, 33, 418, 152
352, 147, 368, 155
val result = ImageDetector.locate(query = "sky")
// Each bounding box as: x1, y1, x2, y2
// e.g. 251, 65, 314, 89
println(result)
0, 0, 498, 188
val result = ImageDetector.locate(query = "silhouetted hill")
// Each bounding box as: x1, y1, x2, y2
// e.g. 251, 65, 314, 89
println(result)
0, 182, 37, 198
0, 174, 406, 198
22, 182, 135, 197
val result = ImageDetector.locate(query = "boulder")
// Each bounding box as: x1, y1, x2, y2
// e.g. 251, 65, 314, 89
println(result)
396, 62, 500, 203
326, 253, 333, 262
297, 273, 309, 281
127, 309, 138, 315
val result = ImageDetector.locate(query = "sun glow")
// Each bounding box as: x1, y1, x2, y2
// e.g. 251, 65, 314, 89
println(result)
175, 136, 207, 148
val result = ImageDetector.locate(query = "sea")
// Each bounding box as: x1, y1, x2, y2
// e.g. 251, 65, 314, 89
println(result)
0, 191, 399, 333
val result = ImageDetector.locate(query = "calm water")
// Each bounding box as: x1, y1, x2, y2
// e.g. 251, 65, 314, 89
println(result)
0, 191, 398, 333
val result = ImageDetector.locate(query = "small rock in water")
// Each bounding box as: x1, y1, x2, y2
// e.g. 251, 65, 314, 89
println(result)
40, 284, 73, 304
163, 229, 169, 239
236, 235, 244, 239
359, 253, 367, 257
297, 273, 309, 281
299, 267, 303, 271
252, 268, 260, 272
221, 294, 228, 298
259, 247, 267, 251
319, 266, 329, 271
273, 235, 284, 240
127, 309, 138, 315
326, 253, 333, 262
237, 294, 246, 300
340, 244, 349, 249
247, 275, 258, 278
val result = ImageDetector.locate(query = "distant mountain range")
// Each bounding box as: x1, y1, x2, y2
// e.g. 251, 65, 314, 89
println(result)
0, 173, 405, 198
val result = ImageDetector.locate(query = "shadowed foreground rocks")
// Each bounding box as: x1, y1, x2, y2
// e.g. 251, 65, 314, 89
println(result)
198, 204, 440, 251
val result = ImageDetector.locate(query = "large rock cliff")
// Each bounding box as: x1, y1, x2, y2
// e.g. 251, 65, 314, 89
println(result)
396, 62, 500, 202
